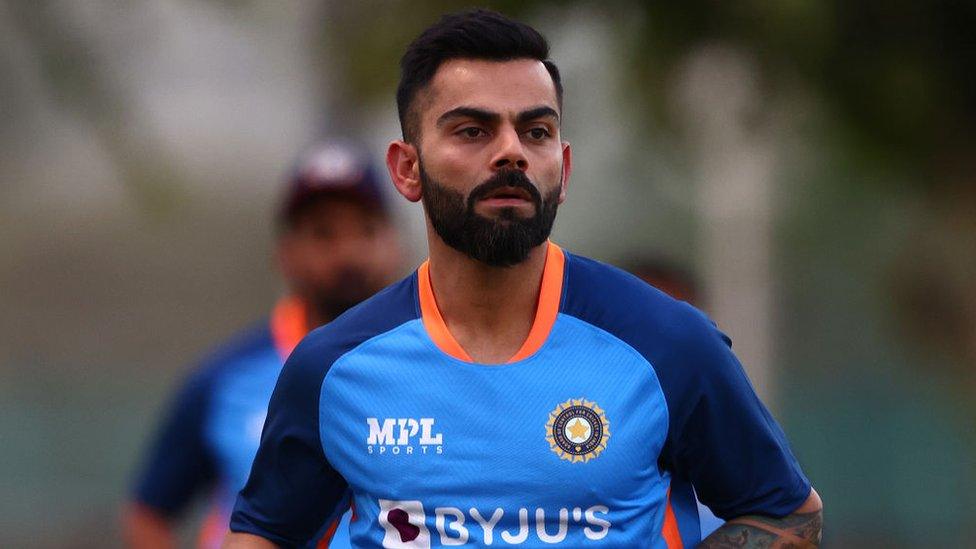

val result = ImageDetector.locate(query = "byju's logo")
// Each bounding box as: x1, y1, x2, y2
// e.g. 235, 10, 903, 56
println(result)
377, 499, 612, 546
366, 417, 443, 456
378, 499, 431, 548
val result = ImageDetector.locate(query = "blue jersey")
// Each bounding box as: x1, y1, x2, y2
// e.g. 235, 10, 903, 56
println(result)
133, 298, 352, 548
231, 244, 810, 548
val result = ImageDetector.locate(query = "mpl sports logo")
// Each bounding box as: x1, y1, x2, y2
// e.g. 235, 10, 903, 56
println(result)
377, 499, 611, 548
366, 417, 443, 456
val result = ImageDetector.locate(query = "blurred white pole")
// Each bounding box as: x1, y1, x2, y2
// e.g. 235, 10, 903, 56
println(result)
673, 46, 777, 406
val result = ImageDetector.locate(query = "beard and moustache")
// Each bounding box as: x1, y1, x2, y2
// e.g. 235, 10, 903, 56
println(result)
306, 267, 377, 321
419, 162, 561, 267
305, 162, 560, 320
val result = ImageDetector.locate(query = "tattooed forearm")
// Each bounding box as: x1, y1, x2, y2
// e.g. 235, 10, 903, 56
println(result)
697, 509, 823, 548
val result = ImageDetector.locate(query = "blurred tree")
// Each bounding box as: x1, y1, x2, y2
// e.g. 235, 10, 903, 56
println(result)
889, 177, 976, 378
629, 0, 976, 183
2, 0, 184, 219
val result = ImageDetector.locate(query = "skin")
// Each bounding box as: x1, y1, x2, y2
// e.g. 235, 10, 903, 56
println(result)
277, 197, 401, 327
125, 198, 399, 549
122, 503, 176, 549
222, 533, 278, 549
388, 58, 572, 363
223, 57, 822, 548
700, 488, 823, 548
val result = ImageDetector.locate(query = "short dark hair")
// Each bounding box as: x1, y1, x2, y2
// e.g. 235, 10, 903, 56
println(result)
396, 9, 563, 143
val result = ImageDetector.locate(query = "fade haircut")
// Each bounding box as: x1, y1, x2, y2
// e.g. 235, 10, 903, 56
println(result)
396, 9, 563, 143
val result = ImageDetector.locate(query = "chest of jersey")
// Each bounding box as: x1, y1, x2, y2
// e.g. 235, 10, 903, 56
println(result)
320, 315, 675, 547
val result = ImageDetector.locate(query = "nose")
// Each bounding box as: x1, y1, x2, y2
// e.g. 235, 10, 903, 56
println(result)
331, 230, 372, 269
490, 125, 528, 171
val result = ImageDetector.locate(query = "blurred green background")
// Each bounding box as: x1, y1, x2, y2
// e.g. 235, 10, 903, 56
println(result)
1, 1, 973, 547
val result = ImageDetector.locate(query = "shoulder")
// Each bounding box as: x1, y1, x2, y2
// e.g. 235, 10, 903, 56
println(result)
281, 273, 420, 385
560, 251, 737, 405
178, 320, 275, 394
561, 252, 723, 355
261, 273, 421, 459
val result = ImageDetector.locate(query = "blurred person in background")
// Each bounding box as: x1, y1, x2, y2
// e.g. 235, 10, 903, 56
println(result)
626, 255, 701, 306
123, 141, 401, 548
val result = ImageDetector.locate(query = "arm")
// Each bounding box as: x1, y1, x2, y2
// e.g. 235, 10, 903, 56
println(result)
125, 367, 217, 548
122, 503, 177, 549
221, 532, 279, 549
648, 304, 818, 547
699, 488, 823, 548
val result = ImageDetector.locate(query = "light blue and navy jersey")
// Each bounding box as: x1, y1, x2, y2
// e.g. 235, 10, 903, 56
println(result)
133, 298, 351, 548
231, 244, 810, 548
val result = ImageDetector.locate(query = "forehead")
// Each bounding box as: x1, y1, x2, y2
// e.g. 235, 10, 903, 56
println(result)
423, 58, 559, 121
290, 195, 383, 228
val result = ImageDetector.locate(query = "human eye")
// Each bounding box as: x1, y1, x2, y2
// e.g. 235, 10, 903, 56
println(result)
525, 126, 552, 141
457, 126, 488, 139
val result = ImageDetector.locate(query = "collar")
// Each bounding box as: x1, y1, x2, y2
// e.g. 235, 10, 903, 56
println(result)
270, 295, 310, 360
417, 241, 565, 363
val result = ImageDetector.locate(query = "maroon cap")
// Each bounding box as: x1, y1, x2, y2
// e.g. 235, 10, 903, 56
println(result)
279, 141, 387, 226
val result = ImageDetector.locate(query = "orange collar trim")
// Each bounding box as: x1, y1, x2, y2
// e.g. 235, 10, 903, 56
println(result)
271, 296, 310, 360
418, 242, 565, 364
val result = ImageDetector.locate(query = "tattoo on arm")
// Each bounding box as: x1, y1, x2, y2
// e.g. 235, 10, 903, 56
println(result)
697, 509, 823, 548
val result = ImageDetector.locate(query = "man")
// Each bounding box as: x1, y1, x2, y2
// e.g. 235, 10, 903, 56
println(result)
125, 141, 401, 548
226, 10, 822, 548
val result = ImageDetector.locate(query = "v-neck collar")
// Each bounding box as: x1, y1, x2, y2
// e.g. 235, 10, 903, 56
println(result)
417, 242, 565, 364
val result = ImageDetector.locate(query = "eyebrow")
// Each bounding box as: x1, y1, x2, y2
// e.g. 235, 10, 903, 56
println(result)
516, 106, 560, 124
436, 107, 499, 128
436, 105, 560, 128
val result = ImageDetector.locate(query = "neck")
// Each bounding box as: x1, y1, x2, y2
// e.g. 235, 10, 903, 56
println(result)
426, 227, 548, 364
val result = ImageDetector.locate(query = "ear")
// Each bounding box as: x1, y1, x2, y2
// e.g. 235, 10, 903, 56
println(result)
387, 140, 422, 202
558, 141, 572, 204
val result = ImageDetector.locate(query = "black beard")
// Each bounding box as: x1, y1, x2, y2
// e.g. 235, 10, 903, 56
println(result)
307, 267, 374, 323
420, 163, 560, 267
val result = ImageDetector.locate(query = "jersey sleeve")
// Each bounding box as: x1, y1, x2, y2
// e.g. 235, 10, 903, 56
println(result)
229, 333, 349, 546
656, 304, 811, 520
131, 367, 217, 517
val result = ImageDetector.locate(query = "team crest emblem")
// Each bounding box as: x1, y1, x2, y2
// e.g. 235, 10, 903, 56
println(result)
546, 398, 610, 463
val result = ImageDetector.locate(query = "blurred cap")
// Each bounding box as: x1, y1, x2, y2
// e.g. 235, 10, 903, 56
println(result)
279, 141, 387, 227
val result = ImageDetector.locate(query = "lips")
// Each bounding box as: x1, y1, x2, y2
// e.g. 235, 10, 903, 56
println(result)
480, 186, 533, 202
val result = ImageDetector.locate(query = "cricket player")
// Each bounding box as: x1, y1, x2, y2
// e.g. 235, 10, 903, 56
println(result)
125, 141, 400, 548
225, 10, 822, 548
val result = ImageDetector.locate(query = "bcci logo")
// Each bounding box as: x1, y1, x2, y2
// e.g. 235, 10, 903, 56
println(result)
546, 398, 610, 463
